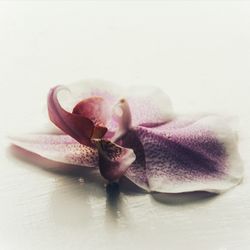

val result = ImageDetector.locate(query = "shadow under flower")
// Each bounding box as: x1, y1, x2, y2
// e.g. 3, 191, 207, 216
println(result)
9, 145, 131, 227
9, 144, 219, 210
151, 191, 218, 206
105, 183, 122, 225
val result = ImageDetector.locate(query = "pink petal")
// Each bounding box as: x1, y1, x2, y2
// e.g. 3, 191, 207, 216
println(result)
72, 96, 110, 128
48, 86, 94, 145
93, 139, 136, 182
123, 115, 243, 193
59, 81, 173, 133
9, 134, 98, 168
89, 83, 173, 127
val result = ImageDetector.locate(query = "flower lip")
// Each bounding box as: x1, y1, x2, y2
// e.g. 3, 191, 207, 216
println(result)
93, 138, 136, 182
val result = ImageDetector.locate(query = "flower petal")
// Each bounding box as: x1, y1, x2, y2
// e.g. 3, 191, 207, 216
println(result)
124, 115, 243, 193
126, 85, 173, 127
60, 80, 173, 131
93, 139, 136, 182
48, 85, 95, 145
9, 134, 98, 167
122, 130, 149, 191
72, 96, 109, 138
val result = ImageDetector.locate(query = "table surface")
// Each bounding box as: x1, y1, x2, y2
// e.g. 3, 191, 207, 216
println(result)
0, 2, 250, 250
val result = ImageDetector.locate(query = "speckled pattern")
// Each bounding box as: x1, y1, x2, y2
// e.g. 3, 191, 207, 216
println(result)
96, 139, 136, 181
10, 134, 99, 168
97, 140, 122, 160
136, 126, 225, 180
122, 130, 149, 191
2, 3, 250, 248
10, 81, 243, 192
123, 115, 243, 193
9, 114, 243, 193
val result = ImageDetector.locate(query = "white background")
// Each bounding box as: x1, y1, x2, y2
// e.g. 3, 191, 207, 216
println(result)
0, 1, 250, 250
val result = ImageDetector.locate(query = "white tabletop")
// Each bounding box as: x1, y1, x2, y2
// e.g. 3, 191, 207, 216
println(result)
0, 1, 250, 250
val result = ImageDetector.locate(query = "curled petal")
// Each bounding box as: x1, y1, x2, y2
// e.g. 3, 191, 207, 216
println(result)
93, 139, 136, 182
124, 115, 243, 193
48, 86, 95, 145
9, 134, 98, 167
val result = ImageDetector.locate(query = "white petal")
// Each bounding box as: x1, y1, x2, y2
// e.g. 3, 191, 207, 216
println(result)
9, 134, 98, 168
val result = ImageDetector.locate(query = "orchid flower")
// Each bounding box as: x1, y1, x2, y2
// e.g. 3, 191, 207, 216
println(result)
10, 81, 243, 193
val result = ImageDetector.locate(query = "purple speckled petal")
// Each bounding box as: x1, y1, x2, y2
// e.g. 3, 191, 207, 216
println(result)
124, 115, 243, 193
9, 134, 98, 168
94, 139, 136, 182
122, 130, 149, 191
